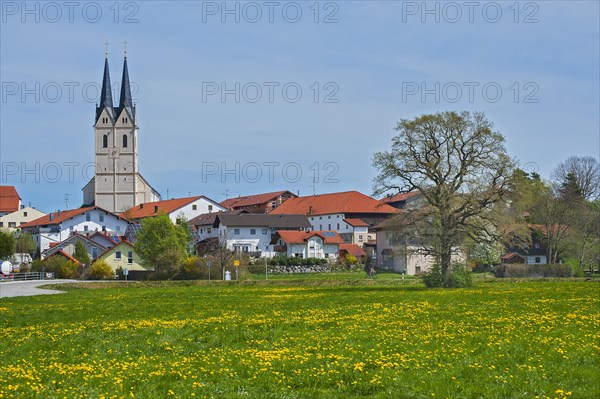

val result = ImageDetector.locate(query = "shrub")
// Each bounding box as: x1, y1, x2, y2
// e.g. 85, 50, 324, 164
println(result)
422, 264, 472, 288
90, 260, 115, 280
57, 260, 80, 279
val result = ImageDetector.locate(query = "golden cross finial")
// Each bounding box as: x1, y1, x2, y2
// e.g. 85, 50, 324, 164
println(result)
123, 40, 128, 57
105, 41, 109, 58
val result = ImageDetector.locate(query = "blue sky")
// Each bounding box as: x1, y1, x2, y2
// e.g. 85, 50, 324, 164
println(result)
1, 1, 598, 212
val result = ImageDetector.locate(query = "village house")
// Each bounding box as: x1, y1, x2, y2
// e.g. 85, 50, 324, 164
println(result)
219, 190, 297, 214
0, 186, 22, 217
41, 232, 112, 261
270, 191, 399, 247
190, 211, 311, 257
271, 230, 345, 259
95, 241, 146, 273
0, 206, 46, 231
121, 196, 227, 223
379, 191, 421, 210
19, 207, 129, 254
502, 226, 549, 265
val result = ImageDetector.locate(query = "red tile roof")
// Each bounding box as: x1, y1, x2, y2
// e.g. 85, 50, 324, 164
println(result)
339, 243, 366, 257
276, 230, 345, 245
121, 196, 209, 219
220, 190, 296, 209
380, 191, 420, 204
20, 207, 96, 228
343, 218, 369, 227
51, 250, 81, 265
0, 186, 21, 213
270, 191, 399, 216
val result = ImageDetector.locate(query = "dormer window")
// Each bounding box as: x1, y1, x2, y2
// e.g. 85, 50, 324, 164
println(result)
122, 134, 128, 148
102, 134, 108, 148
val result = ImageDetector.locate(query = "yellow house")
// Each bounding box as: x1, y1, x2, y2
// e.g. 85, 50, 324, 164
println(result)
95, 241, 150, 272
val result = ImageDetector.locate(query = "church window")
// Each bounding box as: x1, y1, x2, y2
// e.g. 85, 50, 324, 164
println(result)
122, 117, 128, 124
102, 135, 108, 148
123, 134, 128, 148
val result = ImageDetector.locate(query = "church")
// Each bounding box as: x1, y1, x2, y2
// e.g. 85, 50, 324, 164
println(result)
82, 50, 160, 213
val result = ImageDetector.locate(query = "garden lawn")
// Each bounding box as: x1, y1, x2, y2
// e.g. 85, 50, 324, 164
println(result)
0, 280, 598, 399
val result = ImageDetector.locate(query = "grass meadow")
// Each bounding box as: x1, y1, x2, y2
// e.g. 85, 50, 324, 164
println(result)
0, 278, 598, 399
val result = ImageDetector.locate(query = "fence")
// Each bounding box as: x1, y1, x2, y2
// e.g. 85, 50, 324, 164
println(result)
0, 272, 55, 282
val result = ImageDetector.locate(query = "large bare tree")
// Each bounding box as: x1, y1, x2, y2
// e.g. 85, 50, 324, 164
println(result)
551, 156, 600, 201
373, 111, 514, 286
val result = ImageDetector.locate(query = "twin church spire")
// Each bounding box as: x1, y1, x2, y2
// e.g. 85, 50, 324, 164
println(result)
97, 44, 134, 123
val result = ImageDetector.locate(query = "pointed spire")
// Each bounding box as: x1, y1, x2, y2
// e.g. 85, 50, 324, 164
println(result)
119, 49, 133, 110
99, 54, 114, 110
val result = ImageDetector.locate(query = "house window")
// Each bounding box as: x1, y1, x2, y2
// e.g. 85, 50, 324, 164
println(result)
128, 251, 133, 264
328, 216, 331, 219
99, 214, 104, 222
208, 205, 213, 211
359, 235, 364, 242
69, 225, 74, 231
534, 243, 540, 249
8, 222, 16, 228
116, 225, 121, 231
0, 222, 3, 227
262, 229, 268, 235
24, 211, 28, 217
192, 205, 197, 210
250, 229, 256, 235
328, 224, 331, 230
234, 229, 240, 235
535, 257, 541, 263
319, 225, 322, 230
337, 223, 340, 230
84, 226, 89, 232
115, 251, 122, 260
319, 217, 322, 220
207, 227, 212, 234
102, 134, 108, 148
91, 247, 98, 259
86, 213, 91, 222
102, 226, 106, 232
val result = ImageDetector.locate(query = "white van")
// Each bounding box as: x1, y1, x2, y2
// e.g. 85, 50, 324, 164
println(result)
11, 253, 33, 265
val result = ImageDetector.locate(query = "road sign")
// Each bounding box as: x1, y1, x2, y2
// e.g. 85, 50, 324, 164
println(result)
234, 260, 240, 267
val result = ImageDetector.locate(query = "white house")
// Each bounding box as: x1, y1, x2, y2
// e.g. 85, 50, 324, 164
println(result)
20, 206, 129, 254
0, 207, 46, 231
190, 212, 311, 258
0, 186, 21, 217
121, 196, 227, 223
271, 230, 344, 259
270, 191, 398, 246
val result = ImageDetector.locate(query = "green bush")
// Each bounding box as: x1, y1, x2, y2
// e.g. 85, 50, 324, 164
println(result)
90, 260, 115, 280
422, 264, 472, 288
57, 260, 80, 279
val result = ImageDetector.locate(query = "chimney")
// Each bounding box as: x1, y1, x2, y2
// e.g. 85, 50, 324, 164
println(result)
140, 203, 144, 209
308, 205, 313, 215
57, 210, 61, 216
49, 213, 54, 221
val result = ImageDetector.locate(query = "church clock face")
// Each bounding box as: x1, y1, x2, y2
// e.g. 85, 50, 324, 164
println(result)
109, 147, 120, 159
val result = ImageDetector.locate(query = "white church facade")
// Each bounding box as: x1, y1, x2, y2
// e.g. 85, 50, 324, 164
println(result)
83, 52, 160, 213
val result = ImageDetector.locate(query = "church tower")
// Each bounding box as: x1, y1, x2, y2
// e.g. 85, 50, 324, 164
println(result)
83, 47, 160, 213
